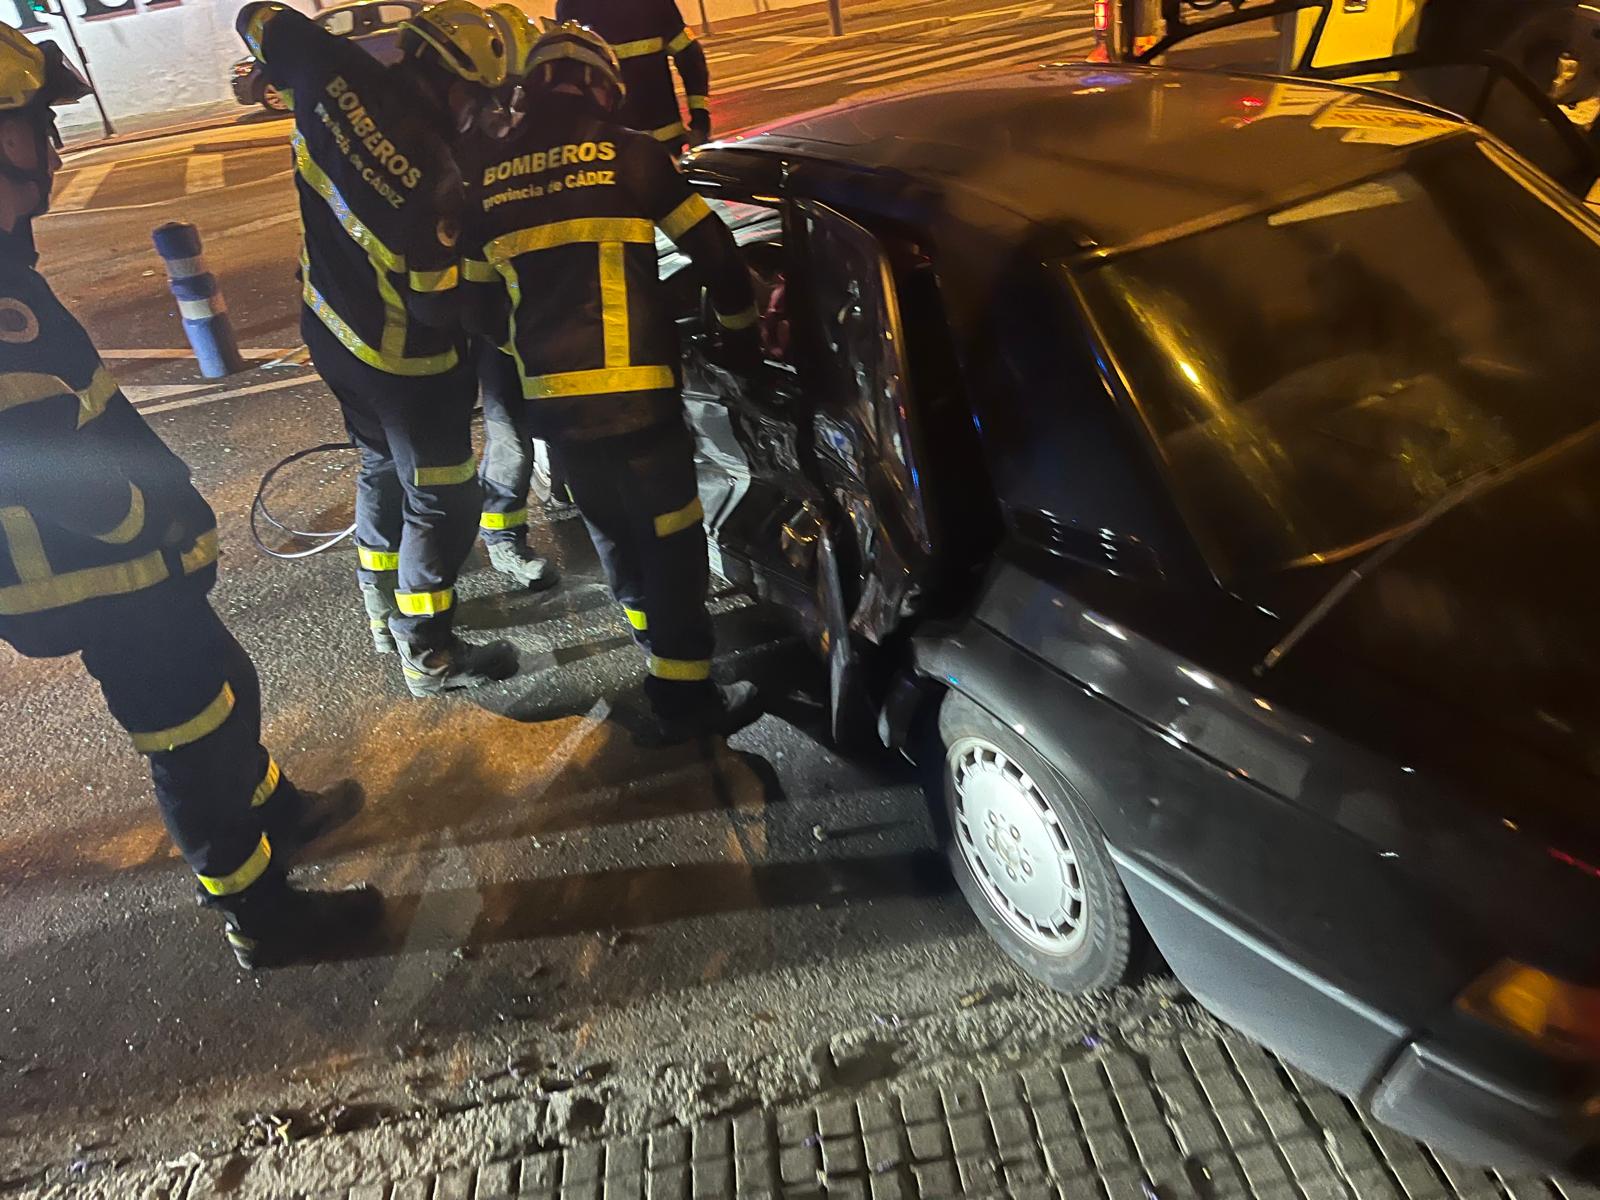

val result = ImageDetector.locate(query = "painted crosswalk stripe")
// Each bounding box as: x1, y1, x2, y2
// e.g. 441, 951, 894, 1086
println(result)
850, 28, 1093, 84
769, 30, 1058, 90
184, 153, 226, 195
713, 33, 962, 87
724, 32, 1015, 89
50, 161, 114, 213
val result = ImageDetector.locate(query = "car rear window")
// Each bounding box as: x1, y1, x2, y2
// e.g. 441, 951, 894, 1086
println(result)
1072, 138, 1600, 578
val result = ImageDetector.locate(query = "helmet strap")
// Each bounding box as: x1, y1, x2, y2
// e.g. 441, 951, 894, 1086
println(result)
0, 110, 57, 221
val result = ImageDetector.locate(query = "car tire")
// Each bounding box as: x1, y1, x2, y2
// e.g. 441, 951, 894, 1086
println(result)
938, 691, 1135, 993
262, 84, 290, 114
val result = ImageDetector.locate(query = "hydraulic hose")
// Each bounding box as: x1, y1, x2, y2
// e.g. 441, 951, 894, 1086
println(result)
249, 441, 358, 560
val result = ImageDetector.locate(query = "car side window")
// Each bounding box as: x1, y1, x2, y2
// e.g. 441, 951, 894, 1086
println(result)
319, 8, 358, 36
977, 265, 1182, 579
796, 201, 930, 547
374, 3, 418, 28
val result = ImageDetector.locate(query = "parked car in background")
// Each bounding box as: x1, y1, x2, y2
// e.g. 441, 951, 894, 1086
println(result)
663, 60, 1600, 1175
229, 0, 422, 113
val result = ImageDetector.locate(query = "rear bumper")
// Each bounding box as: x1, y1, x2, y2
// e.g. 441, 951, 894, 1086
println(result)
1112, 850, 1600, 1175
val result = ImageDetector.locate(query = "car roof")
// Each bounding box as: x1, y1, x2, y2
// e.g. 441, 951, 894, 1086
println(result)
318, 0, 418, 17
720, 63, 1472, 252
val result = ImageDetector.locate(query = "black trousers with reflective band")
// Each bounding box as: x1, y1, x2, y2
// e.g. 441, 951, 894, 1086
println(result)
476, 340, 534, 547
76, 587, 287, 897
558, 420, 716, 711
304, 311, 479, 650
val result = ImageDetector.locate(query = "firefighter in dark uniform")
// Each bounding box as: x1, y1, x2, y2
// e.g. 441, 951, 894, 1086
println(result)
238, 0, 519, 696
461, 23, 760, 739
473, 4, 561, 589
555, 0, 712, 151
0, 25, 374, 969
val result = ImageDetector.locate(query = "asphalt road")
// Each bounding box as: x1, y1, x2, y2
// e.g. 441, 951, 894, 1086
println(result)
0, 0, 1221, 1190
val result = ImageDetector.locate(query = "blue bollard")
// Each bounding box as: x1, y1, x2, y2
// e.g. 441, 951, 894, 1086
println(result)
151, 221, 247, 379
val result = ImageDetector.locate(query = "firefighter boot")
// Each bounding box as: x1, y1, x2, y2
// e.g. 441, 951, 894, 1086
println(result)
486, 535, 561, 592
206, 873, 385, 970
360, 581, 400, 655
259, 778, 366, 867
652, 680, 762, 743
398, 636, 520, 698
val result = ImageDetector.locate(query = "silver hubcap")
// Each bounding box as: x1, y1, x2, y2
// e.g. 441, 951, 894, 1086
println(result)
949, 738, 1087, 953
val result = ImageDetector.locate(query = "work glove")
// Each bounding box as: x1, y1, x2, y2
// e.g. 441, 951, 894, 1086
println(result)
688, 111, 711, 148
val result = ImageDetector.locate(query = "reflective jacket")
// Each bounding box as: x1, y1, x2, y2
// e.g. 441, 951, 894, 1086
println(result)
241, 4, 466, 378
462, 93, 756, 442
555, 0, 710, 144
0, 231, 218, 660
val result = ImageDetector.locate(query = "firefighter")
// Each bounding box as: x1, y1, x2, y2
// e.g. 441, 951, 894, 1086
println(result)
473, 3, 561, 590
0, 25, 376, 969
237, 0, 520, 697
554, 0, 712, 152
461, 23, 760, 740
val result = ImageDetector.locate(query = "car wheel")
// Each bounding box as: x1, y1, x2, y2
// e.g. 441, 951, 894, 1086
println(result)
938, 691, 1135, 993
262, 84, 290, 113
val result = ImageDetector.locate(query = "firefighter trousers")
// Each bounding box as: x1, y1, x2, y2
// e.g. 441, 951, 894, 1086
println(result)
305, 311, 480, 651
558, 420, 717, 712
77, 588, 290, 902
476, 339, 535, 548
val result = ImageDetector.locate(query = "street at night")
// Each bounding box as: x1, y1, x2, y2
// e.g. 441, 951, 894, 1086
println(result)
4, 0, 1600, 1197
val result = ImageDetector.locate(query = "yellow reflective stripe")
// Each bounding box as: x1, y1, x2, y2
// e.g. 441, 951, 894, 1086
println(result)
480, 508, 527, 530
649, 655, 711, 681
0, 550, 169, 615
395, 588, 453, 615
667, 27, 696, 53
374, 265, 409, 365
526, 365, 675, 398
659, 193, 712, 241
357, 545, 401, 571
623, 605, 649, 631
485, 218, 655, 262
197, 834, 272, 897
303, 278, 459, 377
0, 506, 49, 581
415, 457, 476, 487
0, 366, 114, 424
686, 94, 710, 112
650, 121, 688, 142
250, 757, 282, 808
654, 496, 704, 538
95, 483, 146, 546
244, 4, 273, 57
293, 133, 406, 273
717, 304, 759, 332
181, 528, 220, 575
0, 372, 70, 414
77, 366, 119, 427
612, 35, 664, 57
408, 264, 459, 293
598, 243, 629, 368
463, 257, 499, 283
131, 683, 235, 754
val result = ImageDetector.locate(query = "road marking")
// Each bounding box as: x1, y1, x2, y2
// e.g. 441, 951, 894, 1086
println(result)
184, 153, 226, 195
101, 347, 301, 360
120, 382, 215, 404
134, 371, 323, 416
213, 209, 301, 239
767, 31, 1022, 90
50, 162, 114, 213
850, 27, 1092, 84
721, 34, 987, 88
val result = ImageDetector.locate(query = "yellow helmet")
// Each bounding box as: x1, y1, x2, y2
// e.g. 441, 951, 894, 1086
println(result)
401, 0, 508, 89
0, 24, 89, 114
486, 4, 541, 79
525, 21, 623, 110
